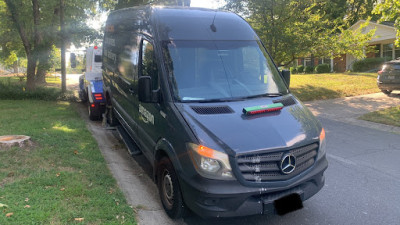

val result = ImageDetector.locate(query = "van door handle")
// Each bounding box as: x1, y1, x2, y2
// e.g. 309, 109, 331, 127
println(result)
128, 88, 134, 94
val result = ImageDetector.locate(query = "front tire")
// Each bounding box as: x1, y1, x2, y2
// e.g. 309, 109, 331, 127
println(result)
105, 99, 118, 126
381, 90, 392, 95
157, 157, 186, 219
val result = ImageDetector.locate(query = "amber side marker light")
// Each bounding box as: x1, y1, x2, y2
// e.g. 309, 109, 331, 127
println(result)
320, 128, 325, 141
197, 145, 215, 158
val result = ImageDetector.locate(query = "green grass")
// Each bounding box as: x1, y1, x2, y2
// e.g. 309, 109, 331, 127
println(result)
291, 72, 380, 101
0, 100, 136, 224
359, 106, 400, 127
0, 76, 75, 101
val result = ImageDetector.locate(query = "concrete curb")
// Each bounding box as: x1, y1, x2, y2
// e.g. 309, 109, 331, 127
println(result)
75, 103, 185, 225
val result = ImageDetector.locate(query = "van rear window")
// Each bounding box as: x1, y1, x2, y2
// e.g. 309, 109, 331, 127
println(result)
94, 55, 102, 62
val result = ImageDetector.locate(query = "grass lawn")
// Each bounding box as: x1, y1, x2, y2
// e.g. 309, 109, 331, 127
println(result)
291, 72, 380, 101
0, 75, 76, 101
359, 106, 400, 127
0, 100, 136, 224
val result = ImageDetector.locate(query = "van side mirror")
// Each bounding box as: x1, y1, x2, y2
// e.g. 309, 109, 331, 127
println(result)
281, 70, 290, 88
138, 76, 159, 103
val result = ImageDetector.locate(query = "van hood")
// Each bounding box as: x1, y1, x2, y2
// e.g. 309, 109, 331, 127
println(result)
178, 95, 321, 155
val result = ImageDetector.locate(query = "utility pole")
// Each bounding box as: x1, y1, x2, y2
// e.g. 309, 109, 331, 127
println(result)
60, 0, 66, 93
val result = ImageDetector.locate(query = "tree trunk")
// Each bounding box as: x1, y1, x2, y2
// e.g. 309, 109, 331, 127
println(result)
35, 46, 52, 85
60, 0, 67, 93
4, 0, 36, 90
35, 65, 47, 85
13, 61, 18, 73
0, 135, 32, 149
26, 54, 37, 91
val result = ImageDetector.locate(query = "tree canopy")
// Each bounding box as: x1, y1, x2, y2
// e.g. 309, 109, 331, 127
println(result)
373, 0, 400, 46
0, 0, 112, 90
224, 0, 378, 66
0, 0, 389, 90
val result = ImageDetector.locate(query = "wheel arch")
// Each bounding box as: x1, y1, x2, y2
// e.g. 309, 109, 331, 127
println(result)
154, 138, 183, 183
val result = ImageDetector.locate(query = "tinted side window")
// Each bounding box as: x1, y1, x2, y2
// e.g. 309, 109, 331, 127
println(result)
141, 40, 159, 90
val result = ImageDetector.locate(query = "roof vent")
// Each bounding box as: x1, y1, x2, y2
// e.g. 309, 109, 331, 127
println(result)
191, 106, 234, 115
273, 96, 296, 107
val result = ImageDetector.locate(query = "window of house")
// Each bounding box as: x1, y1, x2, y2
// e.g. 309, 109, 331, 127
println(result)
304, 58, 311, 66
383, 43, 394, 59
297, 58, 303, 66
395, 45, 400, 59
374, 44, 381, 58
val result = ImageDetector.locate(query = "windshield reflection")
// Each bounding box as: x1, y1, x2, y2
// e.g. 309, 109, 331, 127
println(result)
163, 40, 288, 102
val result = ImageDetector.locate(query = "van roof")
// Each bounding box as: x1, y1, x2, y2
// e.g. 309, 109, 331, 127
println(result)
107, 6, 259, 41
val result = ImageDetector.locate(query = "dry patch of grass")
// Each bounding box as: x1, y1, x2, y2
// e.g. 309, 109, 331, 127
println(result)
291, 72, 380, 101
359, 106, 400, 127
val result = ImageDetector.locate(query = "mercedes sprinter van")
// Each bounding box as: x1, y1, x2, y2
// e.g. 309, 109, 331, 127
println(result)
102, 6, 328, 219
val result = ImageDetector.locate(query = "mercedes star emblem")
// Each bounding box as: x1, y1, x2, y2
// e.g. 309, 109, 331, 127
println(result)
280, 153, 296, 174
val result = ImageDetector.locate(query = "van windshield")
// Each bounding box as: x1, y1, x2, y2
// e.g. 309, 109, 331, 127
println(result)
163, 41, 288, 102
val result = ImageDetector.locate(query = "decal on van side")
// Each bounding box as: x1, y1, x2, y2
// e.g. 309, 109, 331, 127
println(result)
104, 50, 117, 62
139, 104, 154, 125
105, 37, 115, 47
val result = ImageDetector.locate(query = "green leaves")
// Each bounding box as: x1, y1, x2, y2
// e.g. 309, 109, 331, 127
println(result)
224, 0, 377, 65
373, 0, 400, 46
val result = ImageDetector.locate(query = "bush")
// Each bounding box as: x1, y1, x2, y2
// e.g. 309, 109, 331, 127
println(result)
290, 67, 297, 74
297, 65, 305, 73
304, 66, 314, 73
315, 63, 331, 73
352, 57, 390, 72
0, 78, 76, 101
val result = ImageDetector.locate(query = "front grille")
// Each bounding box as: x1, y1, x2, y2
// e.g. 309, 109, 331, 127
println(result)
236, 143, 318, 182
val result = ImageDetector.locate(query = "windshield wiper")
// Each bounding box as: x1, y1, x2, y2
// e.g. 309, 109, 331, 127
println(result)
243, 93, 283, 99
196, 97, 244, 103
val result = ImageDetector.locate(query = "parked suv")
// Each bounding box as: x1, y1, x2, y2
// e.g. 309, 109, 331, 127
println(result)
102, 6, 328, 219
378, 59, 400, 95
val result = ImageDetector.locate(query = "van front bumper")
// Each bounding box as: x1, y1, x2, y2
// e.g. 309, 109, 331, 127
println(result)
179, 156, 328, 218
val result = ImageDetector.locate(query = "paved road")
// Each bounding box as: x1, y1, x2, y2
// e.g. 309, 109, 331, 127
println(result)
76, 92, 400, 225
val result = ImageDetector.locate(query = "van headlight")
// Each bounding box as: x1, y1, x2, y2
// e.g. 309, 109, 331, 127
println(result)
187, 143, 235, 180
317, 128, 326, 160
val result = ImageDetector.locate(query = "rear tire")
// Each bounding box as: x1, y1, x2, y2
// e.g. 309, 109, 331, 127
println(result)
157, 157, 186, 219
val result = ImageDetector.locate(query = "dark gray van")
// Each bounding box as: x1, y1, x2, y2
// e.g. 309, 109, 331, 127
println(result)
102, 6, 328, 219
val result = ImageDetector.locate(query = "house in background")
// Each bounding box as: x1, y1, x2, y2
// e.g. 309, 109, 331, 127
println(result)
296, 20, 398, 72
344, 20, 398, 72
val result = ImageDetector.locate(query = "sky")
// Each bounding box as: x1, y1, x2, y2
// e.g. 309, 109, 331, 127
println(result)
190, 0, 225, 9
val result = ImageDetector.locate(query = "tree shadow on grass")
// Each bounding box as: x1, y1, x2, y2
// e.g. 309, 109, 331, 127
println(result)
290, 85, 342, 102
